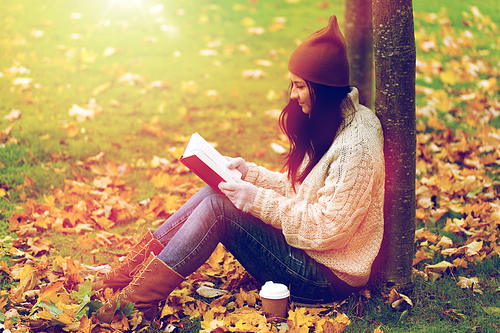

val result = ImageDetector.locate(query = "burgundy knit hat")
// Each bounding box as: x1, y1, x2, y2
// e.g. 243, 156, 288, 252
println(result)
288, 15, 349, 87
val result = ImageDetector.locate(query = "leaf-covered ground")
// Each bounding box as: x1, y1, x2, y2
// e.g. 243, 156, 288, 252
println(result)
1, 0, 500, 332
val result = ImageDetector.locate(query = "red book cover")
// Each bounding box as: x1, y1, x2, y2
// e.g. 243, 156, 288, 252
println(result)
180, 133, 241, 195
180, 154, 226, 194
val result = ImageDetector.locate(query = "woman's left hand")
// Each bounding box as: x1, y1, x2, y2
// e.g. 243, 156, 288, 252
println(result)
218, 181, 258, 213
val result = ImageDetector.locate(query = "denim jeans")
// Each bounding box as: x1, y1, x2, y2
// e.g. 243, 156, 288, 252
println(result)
153, 186, 358, 303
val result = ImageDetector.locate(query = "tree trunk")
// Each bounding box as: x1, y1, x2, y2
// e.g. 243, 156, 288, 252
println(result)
344, 0, 373, 109
371, 0, 416, 292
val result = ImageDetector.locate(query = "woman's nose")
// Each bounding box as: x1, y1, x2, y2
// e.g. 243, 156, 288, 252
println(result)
290, 88, 298, 100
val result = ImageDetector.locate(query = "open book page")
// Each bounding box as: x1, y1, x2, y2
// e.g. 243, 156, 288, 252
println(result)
183, 133, 242, 183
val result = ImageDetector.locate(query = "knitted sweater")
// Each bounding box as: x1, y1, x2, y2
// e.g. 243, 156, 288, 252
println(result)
245, 88, 385, 287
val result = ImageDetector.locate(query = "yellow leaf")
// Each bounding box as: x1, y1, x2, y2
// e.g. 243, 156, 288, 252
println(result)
162, 194, 181, 214
478, 77, 497, 93
38, 281, 72, 305
58, 302, 80, 321
181, 80, 198, 94
457, 276, 483, 294
424, 260, 454, 274
317, 312, 351, 333
151, 172, 171, 189
19, 264, 36, 283
37, 304, 75, 325
201, 319, 224, 332
439, 70, 457, 85
43, 194, 56, 206
93, 216, 115, 230
437, 236, 453, 249
465, 240, 483, 256
288, 307, 315, 328
240, 17, 256, 27
297, 326, 310, 333
92, 81, 112, 95
433, 89, 452, 112
160, 304, 177, 318
36, 306, 57, 321
34, 215, 51, 230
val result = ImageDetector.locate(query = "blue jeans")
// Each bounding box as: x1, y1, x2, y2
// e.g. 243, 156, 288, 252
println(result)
153, 186, 358, 303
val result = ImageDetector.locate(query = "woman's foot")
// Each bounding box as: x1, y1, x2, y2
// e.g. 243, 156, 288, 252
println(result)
91, 229, 164, 291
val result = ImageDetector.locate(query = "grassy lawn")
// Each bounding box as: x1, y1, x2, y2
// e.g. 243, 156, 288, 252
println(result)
1, 0, 499, 332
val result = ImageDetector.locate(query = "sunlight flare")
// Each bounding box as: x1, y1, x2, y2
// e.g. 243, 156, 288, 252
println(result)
109, 0, 143, 9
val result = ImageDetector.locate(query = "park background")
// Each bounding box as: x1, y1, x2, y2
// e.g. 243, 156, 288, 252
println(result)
0, 0, 499, 332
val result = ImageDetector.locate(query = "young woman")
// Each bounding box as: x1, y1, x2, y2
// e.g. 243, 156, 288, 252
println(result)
95, 15, 385, 323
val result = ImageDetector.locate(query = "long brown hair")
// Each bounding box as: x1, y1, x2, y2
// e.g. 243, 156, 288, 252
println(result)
279, 81, 353, 190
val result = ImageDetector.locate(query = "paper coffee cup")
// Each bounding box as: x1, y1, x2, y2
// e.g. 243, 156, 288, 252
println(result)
259, 281, 290, 320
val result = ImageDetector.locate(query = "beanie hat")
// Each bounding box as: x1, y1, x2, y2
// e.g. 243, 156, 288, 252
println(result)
288, 15, 349, 87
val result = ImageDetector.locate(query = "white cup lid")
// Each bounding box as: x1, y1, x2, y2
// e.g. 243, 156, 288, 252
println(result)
259, 281, 290, 299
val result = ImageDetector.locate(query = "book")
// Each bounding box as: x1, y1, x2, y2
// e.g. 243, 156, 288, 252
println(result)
180, 133, 242, 194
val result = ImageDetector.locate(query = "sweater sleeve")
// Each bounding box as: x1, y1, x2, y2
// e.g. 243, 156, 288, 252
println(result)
244, 163, 290, 196
249, 139, 376, 252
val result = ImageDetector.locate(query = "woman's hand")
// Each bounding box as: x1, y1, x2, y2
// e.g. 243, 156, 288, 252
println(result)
218, 180, 258, 213
225, 157, 249, 179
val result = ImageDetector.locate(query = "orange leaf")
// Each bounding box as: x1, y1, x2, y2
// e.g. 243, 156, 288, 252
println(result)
66, 123, 79, 138
27, 237, 51, 256
0, 296, 8, 312
23, 173, 35, 188
413, 249, 428, 266
93, 216, 115, 230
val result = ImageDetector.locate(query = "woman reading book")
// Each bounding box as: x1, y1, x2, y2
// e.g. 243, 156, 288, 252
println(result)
95, 15, 385, 322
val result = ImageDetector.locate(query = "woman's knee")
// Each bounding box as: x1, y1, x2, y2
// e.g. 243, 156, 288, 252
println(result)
200, 192, 233, 215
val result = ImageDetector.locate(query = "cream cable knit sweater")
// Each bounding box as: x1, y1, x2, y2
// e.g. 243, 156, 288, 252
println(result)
245, 88, 385, 287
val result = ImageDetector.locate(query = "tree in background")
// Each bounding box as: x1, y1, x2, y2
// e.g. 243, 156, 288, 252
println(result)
369, 0, 416, 291
345, 0, 374, 109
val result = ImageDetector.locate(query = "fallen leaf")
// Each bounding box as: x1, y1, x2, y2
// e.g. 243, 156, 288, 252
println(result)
4, 109, 21, 121
424, 260, 454, 274
457, 276, 483, 294
68, 104, 95, 122
242, 69, 267, 79
482, 307, 500, 316
196, 285, 227, 298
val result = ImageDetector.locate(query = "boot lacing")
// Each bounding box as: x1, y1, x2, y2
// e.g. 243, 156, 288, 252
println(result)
107, 261, 154, 307
103, 245, 146, 280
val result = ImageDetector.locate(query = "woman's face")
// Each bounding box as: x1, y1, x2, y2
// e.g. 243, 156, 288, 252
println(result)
290, 73, 312, 114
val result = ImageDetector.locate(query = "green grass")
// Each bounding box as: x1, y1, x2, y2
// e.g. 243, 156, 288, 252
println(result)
1, 0, 500, 332
340, 257, 500, 333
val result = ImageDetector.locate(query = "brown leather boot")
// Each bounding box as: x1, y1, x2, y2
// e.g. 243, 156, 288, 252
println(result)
92, 229, 164, 291
95, 252, 185, 323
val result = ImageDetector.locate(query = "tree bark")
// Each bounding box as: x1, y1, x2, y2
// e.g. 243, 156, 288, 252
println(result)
345, 0, 374, 109
371, 0, 416, 292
